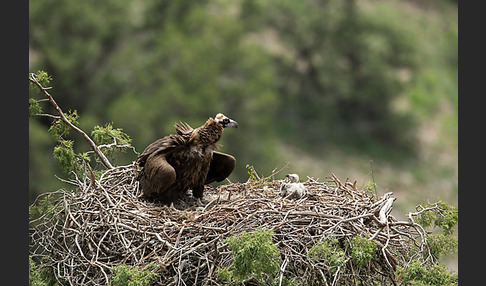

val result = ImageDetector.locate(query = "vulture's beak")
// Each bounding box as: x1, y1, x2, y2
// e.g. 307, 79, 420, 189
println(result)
225, 119, 238, 128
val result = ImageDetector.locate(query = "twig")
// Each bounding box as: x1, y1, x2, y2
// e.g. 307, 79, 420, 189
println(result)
370, 160, 378, 197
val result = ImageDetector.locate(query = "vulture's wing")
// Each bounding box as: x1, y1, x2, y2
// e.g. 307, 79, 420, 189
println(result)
138, 153, 177, 200
137, 134, 186, 167
205, 151, 236, 184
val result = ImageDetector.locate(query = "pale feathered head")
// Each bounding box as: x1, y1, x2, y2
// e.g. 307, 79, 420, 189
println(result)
285, 174, 300, 183
215, 113, 238, 128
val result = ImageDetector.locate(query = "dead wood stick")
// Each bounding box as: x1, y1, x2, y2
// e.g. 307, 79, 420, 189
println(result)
378, 197, 396, 225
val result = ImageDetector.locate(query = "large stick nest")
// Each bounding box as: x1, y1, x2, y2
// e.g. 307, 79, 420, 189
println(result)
30, 163, 437, 285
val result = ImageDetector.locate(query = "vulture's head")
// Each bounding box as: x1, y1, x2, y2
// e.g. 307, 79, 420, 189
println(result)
285, 174, 300, 183
215, 113, 238, 129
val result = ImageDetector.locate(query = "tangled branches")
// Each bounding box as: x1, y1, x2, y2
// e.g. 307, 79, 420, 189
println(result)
30, 164, 446, 285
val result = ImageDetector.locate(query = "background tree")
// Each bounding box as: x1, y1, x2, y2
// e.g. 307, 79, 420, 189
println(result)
242, 0, 418, 154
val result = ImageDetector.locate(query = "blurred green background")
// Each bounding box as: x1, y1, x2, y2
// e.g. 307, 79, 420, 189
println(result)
29, 0, 457, 261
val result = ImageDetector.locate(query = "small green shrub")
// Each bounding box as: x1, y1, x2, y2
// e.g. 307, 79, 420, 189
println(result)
109, 263, 159, 286
434, 202, 458, 236
217, 227, 280, 285
394, 201, 458, 285
396, 260, 458, 285
29, 257, 58, 286
347, 235, 377, 268
29, 257, 47, 286
307, 238, 346, 272
427, 233, 458, 258
416, 201, 458, 236
415, 201, 458, 260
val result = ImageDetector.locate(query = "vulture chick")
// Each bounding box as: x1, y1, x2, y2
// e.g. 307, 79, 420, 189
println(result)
136, 113, 238, 204
280, 174, 307, 199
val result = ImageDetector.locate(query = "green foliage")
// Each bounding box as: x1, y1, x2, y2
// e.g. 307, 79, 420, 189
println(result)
92, 123, 131, 146
52, 138, 91, 175
435, 202, 458, 235
29, 257, 58, 286
91, 123, 132, 156
413, 202, 458, 268
29, 119, 62, 203
395, 202, 458, 285
52, 140, 77, 172
48, 110, 79, 141
363, 180, 378, 198
29, 193, 58, 222
347, 235, 377, 268
396, 260, 458, 285
427, 234, 458, 258
307, 235, 377, 277
307, 238, 346, 270
29, 257, 47, 286
217, 228, 280, 285
29, 98, 43, 117
109, 263, 159, 286
416, 201, 458, 235
245, 164, 261, 183
29, 71, 132, 176
29, 70, 52, 91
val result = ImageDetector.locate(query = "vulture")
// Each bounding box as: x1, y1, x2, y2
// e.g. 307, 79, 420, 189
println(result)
136, 113, 238, 204
280, 174, 307, 199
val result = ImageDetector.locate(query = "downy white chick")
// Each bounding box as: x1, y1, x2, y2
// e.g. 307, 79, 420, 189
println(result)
280, 174, 307, 199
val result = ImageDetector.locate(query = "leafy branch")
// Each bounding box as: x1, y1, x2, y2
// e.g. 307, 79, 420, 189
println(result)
29, 71, 114, 170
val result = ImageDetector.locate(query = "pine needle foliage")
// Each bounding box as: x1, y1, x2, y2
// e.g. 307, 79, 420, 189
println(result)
48, 110, 79, 141
29, 257, 58, 286
307, 238, 346, 270
416, 201, 458, 236
395, 201, 458, 285
91, 123, 132, 157
29, 98, 43, 117
217, 228, 280, 285
348, 235, 378, 268
396, 260, 458, 286
109, 264, 158, 286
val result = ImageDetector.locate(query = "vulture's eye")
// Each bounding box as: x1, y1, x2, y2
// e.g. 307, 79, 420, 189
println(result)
223, 118, 230, 125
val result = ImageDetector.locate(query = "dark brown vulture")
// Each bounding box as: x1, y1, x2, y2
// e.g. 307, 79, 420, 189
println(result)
136, 113, 238, 204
